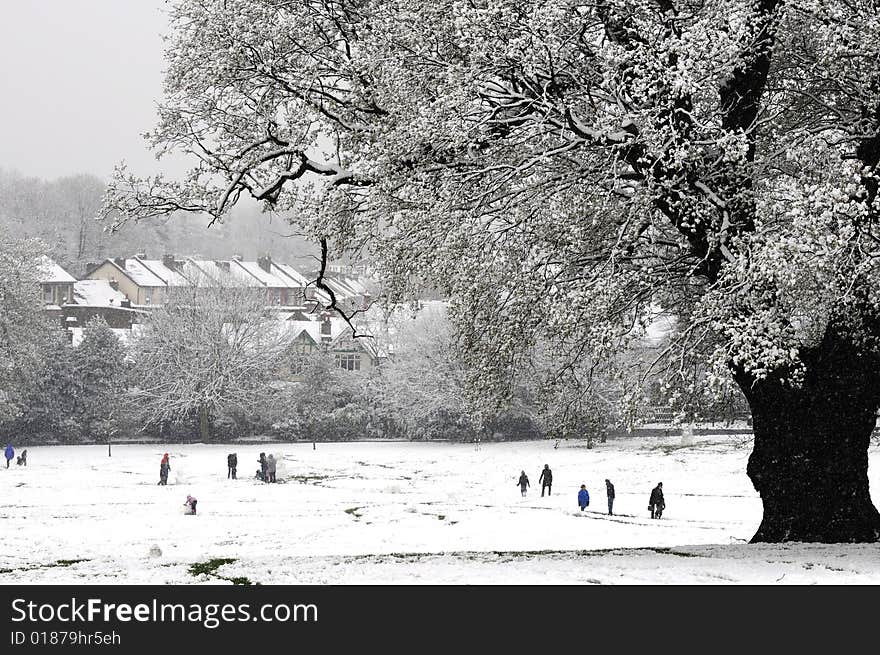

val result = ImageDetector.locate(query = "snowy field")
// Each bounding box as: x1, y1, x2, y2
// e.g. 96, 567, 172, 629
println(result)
2, 435, 879, 584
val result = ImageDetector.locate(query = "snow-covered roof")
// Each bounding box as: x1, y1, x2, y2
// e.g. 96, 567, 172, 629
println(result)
272, 262, 310, 287
73, 279, 127, 307
38, 256, 76, 284
89, 256, 363, 305
232, 260, 292, 288
275, 311, 379, 360
122, 258, 166, 287
180, 259, 232, 286
135, 259, 190, 286
320, 276, 361, 300
278, 315, 346, 343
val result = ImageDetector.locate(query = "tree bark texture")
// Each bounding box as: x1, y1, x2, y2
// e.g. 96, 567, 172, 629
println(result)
735, 324, 880, 543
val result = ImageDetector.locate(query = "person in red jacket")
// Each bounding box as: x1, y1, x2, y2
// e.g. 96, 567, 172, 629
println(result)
158, 453, 170, 486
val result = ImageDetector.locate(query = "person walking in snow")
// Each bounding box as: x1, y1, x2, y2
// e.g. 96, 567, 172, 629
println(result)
183, 495, 197, 515
578, 484, 590, 511
266, 454, 277, 483
158, 453, 170, 485
517, 470, 530, 497
649, 482, 665, 519
4, 444, 13, 469
257, 453, 268, 482
605, 479, 615, 516
227, 453, 237, 479
538, 464, 553, 496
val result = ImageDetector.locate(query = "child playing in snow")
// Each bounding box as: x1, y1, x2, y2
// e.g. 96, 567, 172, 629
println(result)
183, 495, 197, 515
578, 484, 590, 511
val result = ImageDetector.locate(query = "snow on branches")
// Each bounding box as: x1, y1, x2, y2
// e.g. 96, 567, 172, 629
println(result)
101, 0, 880, 419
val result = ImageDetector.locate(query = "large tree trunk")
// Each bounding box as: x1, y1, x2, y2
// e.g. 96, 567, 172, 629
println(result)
734, 324, 880, 543
199, 404, 211, 442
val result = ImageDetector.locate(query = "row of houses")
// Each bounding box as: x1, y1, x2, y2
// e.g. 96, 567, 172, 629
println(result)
39, 253, 379, 373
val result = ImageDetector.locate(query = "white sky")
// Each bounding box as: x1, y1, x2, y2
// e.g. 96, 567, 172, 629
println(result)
0, 0, 186, 181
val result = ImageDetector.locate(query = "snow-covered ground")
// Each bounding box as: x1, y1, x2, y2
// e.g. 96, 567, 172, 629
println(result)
1, 435, 879, 584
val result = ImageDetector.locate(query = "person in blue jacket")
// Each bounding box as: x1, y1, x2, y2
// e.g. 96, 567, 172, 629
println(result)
4, 444, 13, 469
578, 484, 590, 511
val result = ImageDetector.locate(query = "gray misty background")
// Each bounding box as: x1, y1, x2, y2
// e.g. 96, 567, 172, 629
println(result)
0, 0, 315, 275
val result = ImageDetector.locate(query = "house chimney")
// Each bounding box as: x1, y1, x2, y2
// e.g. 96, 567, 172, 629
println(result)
320, 314, 332, 341
162, 254, 176, 270
232, 254, 243, 261
135, 252, 147, 260
113, 257, 126, 269
258, 253, 272, 273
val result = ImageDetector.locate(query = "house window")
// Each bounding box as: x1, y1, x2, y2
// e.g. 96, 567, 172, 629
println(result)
335, 353, 361, 371
43, 286, 53, 304
144, 289, 152, 304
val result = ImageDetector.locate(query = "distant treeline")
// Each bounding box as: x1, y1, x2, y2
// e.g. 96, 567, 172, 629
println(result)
0, 167, 318, 277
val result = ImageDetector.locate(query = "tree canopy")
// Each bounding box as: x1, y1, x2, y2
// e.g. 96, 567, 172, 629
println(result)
102, 0, 880, 412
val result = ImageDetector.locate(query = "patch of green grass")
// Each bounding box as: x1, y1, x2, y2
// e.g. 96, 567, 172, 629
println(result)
226, 576, 253, 586
0, 558, 90, 576
188, 558, 254, 585
189, 558, 237, 577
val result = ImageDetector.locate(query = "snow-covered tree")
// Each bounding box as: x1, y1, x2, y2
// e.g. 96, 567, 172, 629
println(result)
375, 303, 546, 441
272, 351, 375, 441
0, 230, 53, 425
12, 318, 129, 445
376, 304, 477, 440
129, 283, 287, 441
72, 319, 128, 445
102, 0, 880, 542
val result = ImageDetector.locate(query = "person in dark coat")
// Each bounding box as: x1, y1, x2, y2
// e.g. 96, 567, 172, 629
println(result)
578, 484, 590, 511
227, 453, 237, 479
605, 479, 615, 515
184, 495, 197, 515
257, 453, 268, 482
158, 453, 170, 485
538, 464, 553, 496
4, 444, 13, 469
649, 482, 665, 519
517, 471, 530, 497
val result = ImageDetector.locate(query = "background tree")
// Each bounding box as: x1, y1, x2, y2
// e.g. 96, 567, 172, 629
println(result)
102, 0, 880, 542
17, 319, 129, 444
129, 282, 286, 441
0, 168, 318, 275
72, 319, 128, 447
0, 230, 53, 427
375, 303, 544, 441
272, 350, 376, 442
